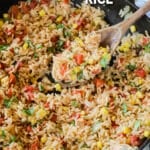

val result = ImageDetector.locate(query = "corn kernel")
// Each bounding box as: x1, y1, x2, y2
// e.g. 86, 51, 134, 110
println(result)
87, 59, 95, 65
99, 47, 108, 53
23, 42, 28, 50
73, 67, 81, 74
119, 42, 131, 52
144, 120, 150, 126
72, 23, 78, 29
101, 107, 109, 116
136, 91, 144, 99
0, 19, 4, 28
55, 84, 62, 92
28, 117, 37, 125
130, 95, 140, 105
144, 130, 150, 137
74, 9, 81, 14
56, 16, 63, 23
137, 78, 144, 85
41, 135, 47, 143
80, 111, 85, 116
71, 74, 76, 81
48, 24, 56, 30
111, 116, 116, 121
62, 106, 68, 112
123, 127, 131, 134
3, 13, 9, 19
75, 37, 84, 46
130, 25, 136, 33
97, 141, 103, 149
107, 80, 114, 86
36, 108, 47, 120
39, 9, 46, 17
17, 13, 22, 19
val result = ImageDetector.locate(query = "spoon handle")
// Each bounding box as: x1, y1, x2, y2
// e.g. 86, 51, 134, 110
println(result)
119, 0, 150, 33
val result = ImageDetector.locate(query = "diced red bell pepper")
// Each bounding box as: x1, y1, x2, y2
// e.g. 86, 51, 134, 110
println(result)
0, 62, 5, 70
94, 78, 104, 87
9, 73, 16, 85
135, 68, 146, 78
26, 125, 32, 132
50, 114, 57, 122
24, 85, 35, 92
142, 36, 149, 46
40, 0, 50, 4
74, 54, 84, 65
51, 35, 59, 43
64, 0, 70, 4
44, 102, 50, 109
21, 2, 30, 14
130, 135, 140, 146
92, 69, 101, 75
9, 5, 20, 18
6, 88, 13, 97
0, 117, 4, 125
72, 90, 85, 97
29, 140, 39, 150
29, 0, 37, 9
60, 63, 68, 76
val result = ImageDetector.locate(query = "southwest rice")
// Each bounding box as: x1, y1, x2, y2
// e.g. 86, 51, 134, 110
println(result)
0, 0, 150, 150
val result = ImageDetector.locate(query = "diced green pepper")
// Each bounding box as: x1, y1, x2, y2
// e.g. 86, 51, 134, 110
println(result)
0, 45, 9, 51
144, 43, 150, 53
23, 108, 34, 116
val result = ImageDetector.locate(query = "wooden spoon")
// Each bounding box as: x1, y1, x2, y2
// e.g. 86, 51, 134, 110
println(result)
98, 0, 150, 52
52, 0, 150, 88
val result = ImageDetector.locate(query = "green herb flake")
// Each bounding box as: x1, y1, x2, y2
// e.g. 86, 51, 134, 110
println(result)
134, 120, 141, 131
23, 108, 34, 116
26, 40, 34, 49
64, 30, 71, 37
4, 99, 12, 108
144, 43, 150, 53
71, 100, 79, 108
47, 46, 55, 53
34, 52, 38, 58
81, 142, 89, 148
122, 103, 128, 114
126, 64, 136, 71
9, 135, 16, 143
56, 24, 65, 29
56, 40, 64, 51
0, 45, 9, 51
38, 84, 44, 92
77, 71, 83, 80
70, 120, 75, 126
36, 44, 43, 49
1, 130, 6, 138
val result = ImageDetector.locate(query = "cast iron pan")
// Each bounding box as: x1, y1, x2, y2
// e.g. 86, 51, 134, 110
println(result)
0, 0, 150, 149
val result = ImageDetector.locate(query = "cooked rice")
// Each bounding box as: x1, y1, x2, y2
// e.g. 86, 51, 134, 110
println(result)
0, 0, 149, 150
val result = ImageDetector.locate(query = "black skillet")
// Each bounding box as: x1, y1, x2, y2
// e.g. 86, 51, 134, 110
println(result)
0, 0, 149, 149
